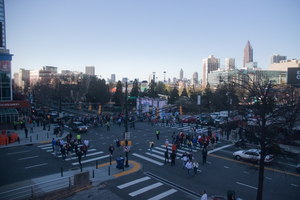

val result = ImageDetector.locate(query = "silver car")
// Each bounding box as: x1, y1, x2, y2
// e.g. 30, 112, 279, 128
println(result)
233, 149, 274, 164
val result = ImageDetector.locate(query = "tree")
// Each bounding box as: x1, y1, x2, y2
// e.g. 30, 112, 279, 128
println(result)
148, 80, 158, 98
114, 81, 124, 107
168, 87, 179, 104
86, 77, 111, 105
180, 87, 188, 97
129, 79, 140, 107
188, 86, 197, 103
231, 71, 300, 200
155, 81, 165, 95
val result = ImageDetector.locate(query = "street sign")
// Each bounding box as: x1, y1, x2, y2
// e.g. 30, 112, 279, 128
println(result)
123, 146, 130, 152
124, 132, 130, 140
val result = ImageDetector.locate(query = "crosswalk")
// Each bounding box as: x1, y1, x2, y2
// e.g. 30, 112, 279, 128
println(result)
132, 144, 202, 166
37, 143, 110, 166
116, 176, 178, 199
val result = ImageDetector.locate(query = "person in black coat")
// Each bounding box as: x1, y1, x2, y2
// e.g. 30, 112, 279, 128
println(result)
108, 144, 115, 156
77, 149, 83, 164
202, 147, 208, 165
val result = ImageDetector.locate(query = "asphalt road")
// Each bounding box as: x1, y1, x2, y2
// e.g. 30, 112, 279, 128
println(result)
1, 121, 300, 200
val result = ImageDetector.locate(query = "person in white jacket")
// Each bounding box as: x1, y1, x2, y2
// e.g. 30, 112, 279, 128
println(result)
193, 160, 199, 176
201, 190, 207, 200
185, 159, 193, 178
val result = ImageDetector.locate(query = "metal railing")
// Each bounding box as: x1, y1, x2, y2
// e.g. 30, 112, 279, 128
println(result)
0, 176, 74, 200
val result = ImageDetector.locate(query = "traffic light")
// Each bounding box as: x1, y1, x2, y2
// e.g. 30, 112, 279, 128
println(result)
89, 103, 92, 111
98, 105, 101, 114
179, 105, 182, 115
156, 107, 159, 117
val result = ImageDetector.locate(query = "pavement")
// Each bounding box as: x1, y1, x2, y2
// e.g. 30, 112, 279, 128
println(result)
0, 123, 143, 200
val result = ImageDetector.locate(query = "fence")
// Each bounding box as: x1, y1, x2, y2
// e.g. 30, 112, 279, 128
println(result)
0, 176, 74, 200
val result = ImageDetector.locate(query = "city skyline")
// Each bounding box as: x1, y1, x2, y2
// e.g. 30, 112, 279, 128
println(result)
5, 0, 300, 82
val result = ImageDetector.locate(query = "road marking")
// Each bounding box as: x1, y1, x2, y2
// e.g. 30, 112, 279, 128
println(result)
265, 177, 272, 180
208, 144, 234, 154
146, 153, 166, 161
236, 182, 257, 190
53, 149, 97, 156
42, 146, 53, 150
64, 151, 103, 161
18, 156, 39, 160
38, 144, 52, 147
206, 161, 211, 164
71, 155, 110, 165
132, 153, 164, 166
148, 188, 177, 200
117, 177, 151, 189
244, 171, 249, 174
25, 163, 48, 169
224, 166, 229, 169
129, 182, 163, 197
291, 184, 298, 187
197, 169, 202, 172
7, 150, 30, 155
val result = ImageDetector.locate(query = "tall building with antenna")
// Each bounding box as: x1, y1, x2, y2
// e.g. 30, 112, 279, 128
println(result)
243, 40, 253, 69
179, 68, 183, 80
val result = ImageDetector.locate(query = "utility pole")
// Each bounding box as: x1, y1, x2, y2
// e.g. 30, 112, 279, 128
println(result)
124, 82, 129, 167
59, 82, 62, 113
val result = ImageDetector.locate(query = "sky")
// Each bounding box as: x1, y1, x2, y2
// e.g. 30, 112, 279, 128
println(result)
5, 0, 300, 82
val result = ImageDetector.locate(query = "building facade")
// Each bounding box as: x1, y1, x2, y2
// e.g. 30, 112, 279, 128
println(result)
85, 66, 95, 76
202, 55, 220, 87
269, 59, 300, 71
191, 72, 198, 85
270, 54, 287, 65
243, 40, 253, 69
111, 74, 116, 83
225, 58, 235, 70
179, 68, 183, 80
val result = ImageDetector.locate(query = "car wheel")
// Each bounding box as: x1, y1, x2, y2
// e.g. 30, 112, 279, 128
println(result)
235, 155, 241, 160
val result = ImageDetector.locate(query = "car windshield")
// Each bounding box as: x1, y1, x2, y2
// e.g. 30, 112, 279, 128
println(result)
76, 122, 84, 126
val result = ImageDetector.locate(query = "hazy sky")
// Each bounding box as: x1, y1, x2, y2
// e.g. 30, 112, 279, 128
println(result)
5, 0, 300, 82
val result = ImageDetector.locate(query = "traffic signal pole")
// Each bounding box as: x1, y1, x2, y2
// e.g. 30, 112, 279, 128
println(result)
125, 82, 129, 167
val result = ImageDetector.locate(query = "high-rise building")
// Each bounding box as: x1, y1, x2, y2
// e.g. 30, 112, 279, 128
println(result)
179, 68, 183, 80
191, 72, 198, 85
85, 66, 95, 76
122, 77, 128, 83
202, 55, 220, 87
225, 58, 235, 70
111, 74, 116, 83
243, 40, 253, 69
270, 54, 287, 64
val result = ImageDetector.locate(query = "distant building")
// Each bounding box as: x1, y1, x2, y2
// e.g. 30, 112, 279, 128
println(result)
179, 68, 183, 80
270, 54, 287, 64
111, 74, 116, 83
245, 62, 258, 70
122, 77, 128, 83
168, 78, 171, 84
203, 55, 220, 87
173, 77, 177, 84
42, 66, 57, 73
59, 70, 71, 75
225, 58, 235, 70
85, 66, 95, 76
17, 68, 30, 91
243, 40, 253, 69
191, 72, 198, 85
269, 59, 300, 71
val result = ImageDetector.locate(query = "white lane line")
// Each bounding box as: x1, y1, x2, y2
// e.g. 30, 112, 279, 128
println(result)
18, 156, 39, 160
208, 144, 234, 154
291, 184, 298, 187
244, 171, 250, 174
129, 182, 163, 197
197, 169, 202, 172
265, 177, 272, 180
236, 182, 257, 190
25, 163, 48, 169
132, 153, 164, 166
7, 150, 30, 155
148, 188, 177, 200
219, 149, 233, 154
224, 166, 229, 169
37, 144, 52, 147
117, 177, 151, 189
206, 161, 211, 164
71, 155, 110, 165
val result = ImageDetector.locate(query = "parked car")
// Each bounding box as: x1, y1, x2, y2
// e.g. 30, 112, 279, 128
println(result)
182, 116, 197, 123
233, 149, 274, 164
69, 121, 88, 133
214, 115, 228, 127
47, 113, 60, 123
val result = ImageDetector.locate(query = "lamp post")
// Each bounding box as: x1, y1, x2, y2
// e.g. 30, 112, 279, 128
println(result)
124, 82, 129, 167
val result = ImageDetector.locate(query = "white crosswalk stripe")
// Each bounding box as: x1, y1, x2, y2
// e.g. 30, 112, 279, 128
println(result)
132, 153, 164, 166
129, 182, 163, 197
64, 151, 104, 161
71, 155, 110, 165
117, 177, 151, 189
148, 189, 177, 200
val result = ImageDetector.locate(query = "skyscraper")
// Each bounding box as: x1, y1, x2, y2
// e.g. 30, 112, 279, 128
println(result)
202, 55, 220, 87
179, 68, 183, 80
111, 74, 116, 83
270, 54, 287, 64
85, 66, 95, 76
191, 72, 198, 85
243, 40, 253, 69
225, 58, 235, 70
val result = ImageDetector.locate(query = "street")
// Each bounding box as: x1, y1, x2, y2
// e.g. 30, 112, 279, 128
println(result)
1, 121, 300, 200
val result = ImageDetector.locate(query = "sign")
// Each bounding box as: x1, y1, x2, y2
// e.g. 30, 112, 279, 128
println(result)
124, 132, 130, 140
287, 67, 300, 85
123, 146, 130, 152
0, 100, 30, 109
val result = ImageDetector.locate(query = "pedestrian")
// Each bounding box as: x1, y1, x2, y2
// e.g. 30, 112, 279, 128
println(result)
193, 160, 199, 176
164, 149, 169, 164
149, 140, 154, 154
201, 191, 207, 200
156, 129, 160, 140
59, 139, 64, 151
215, 131, 219, 143
67, 144, 72, 159
210, 137, 215, 150
77, 149, 83, 164
74, 142, 78, 157
185, 159, 193, 178
77, 134, 81, 144
108, 144, 115, 156
188, 152, 193, 162
170, 150, 176, 166
61, 145, 66, 161
171, 132, 176, 143
187, 139, 192, 152
181, 152, 188, 169
51, 138, 56, 152
118, 118, 121, 127
30, 123, 34, 133
202, 147, 207, 165
165, 139, 169, 150
171, 143, 177, 153
106, 121, 110, 131
24, 127, 28, 138
84, 139, 89, 148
